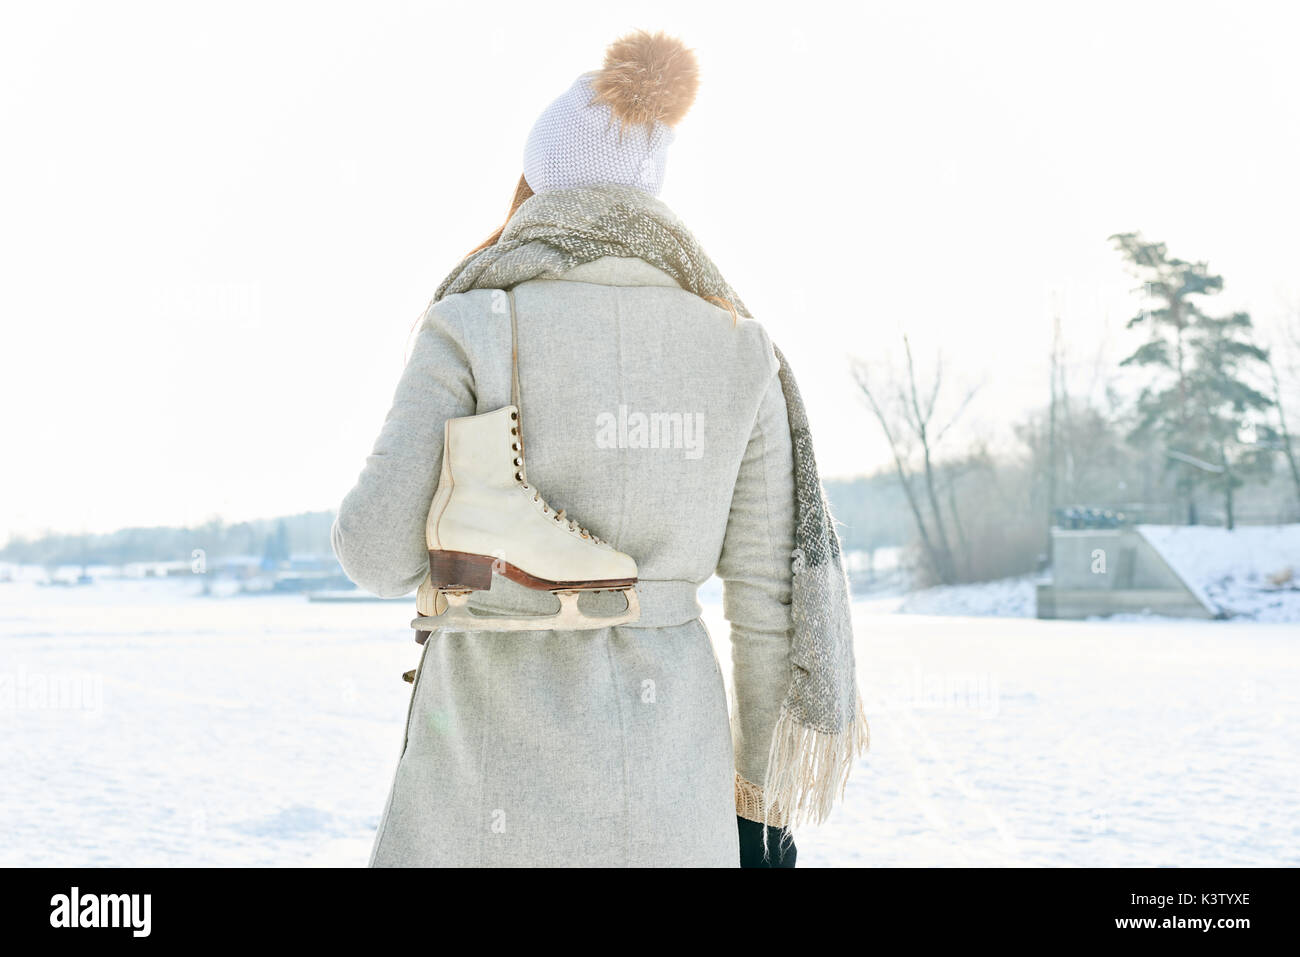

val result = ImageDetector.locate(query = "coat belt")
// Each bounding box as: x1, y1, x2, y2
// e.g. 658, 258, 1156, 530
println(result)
428, 577, 702, 632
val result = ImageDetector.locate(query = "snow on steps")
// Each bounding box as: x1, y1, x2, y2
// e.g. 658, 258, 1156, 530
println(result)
1137, 524, 1300, 622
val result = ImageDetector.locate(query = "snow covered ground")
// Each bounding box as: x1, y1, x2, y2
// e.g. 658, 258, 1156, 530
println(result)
1, 578, 1297, 867
1139, 524, 1300, 622
898, 576, 1038, 618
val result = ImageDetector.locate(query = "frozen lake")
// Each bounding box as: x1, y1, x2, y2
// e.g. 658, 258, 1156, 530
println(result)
1, 579, 1296, 866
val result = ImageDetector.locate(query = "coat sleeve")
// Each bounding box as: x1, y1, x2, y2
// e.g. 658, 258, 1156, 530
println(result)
331, 299, 476, 598
714, 356, 795, 825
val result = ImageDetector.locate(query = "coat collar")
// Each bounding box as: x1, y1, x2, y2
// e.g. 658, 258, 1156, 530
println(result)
549, 255, 682, 289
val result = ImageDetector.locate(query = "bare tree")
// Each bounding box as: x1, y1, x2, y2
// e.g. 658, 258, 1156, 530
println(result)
853, 336, 980, 585
941, 457, 975, 579
853, 361, 950, 583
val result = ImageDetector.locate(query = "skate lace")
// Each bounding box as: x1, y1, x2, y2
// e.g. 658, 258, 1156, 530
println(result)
510, 414, 606, 546
522, 484, 606, 545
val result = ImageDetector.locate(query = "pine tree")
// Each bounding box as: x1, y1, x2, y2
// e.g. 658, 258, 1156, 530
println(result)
1112, 232, 1273, 527
1184, 311, 1273, 529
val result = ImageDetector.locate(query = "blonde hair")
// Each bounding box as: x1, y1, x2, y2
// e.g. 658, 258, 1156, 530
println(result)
464, 174, 534, 260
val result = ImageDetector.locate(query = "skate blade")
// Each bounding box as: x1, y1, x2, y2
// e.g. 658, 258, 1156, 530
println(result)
425, 549, 637, 594
411, 587, 640, 633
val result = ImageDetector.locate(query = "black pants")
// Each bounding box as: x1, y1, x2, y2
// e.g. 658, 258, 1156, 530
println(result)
737, 816, 797, 868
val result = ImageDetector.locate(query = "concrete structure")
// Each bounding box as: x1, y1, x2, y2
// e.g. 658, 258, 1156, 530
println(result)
1037, 528, 1213, 619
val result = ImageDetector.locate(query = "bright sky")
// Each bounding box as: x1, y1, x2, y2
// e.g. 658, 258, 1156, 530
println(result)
3, 0, 1298, 541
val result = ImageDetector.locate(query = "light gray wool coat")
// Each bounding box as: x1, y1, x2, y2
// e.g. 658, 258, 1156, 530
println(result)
333, 255, 794, 867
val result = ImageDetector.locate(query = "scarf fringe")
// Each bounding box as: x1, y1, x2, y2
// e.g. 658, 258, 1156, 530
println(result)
760, 694, 871, 832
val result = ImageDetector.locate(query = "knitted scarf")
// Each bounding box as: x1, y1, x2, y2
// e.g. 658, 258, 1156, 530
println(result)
430, 184, 869, 829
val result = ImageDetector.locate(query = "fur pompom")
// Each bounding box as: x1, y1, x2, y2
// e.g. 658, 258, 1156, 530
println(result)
590, 29, 699, 132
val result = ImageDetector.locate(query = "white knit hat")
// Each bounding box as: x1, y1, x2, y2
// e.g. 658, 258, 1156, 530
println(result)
521, 31, 700, 198
524, 73, 675, 196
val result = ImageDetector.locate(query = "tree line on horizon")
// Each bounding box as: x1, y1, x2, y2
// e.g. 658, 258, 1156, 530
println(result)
0, 512, 337, 570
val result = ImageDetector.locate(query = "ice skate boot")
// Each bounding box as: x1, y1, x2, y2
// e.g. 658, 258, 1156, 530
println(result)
410, 404, 639, 635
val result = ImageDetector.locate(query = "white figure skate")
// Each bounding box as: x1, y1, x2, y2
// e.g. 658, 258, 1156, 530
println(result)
409, 290, 639, 645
